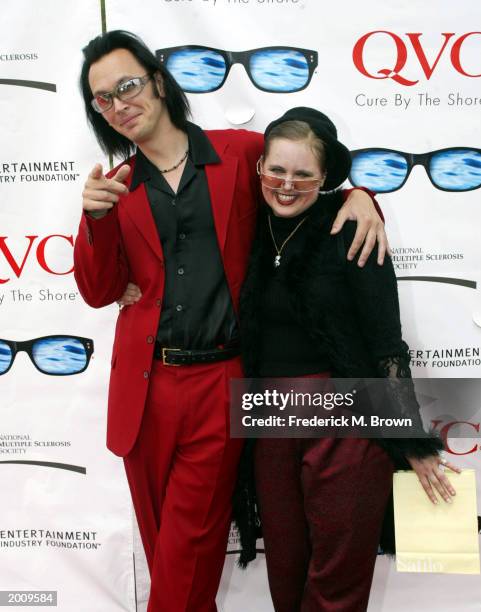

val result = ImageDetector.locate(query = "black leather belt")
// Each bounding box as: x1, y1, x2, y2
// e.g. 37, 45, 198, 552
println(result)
154, 342, 240, 366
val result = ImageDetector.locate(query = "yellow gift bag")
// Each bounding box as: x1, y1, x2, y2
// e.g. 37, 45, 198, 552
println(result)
393, 468, 480, 574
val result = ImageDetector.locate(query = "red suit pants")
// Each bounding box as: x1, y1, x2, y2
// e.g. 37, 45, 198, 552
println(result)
123, 357, 244, 612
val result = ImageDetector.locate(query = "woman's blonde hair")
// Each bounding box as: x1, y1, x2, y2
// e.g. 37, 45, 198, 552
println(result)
264, 120, 326, 171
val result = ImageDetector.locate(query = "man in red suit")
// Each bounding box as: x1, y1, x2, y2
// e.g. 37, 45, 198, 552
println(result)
74, 30, 387, 612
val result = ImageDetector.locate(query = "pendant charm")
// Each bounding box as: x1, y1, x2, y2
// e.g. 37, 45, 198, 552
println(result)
274, 255, 281, 267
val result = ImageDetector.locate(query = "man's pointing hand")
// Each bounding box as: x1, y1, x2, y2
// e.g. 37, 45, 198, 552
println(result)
82, 163, 130, 219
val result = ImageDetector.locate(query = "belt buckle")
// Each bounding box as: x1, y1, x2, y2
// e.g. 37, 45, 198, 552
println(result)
162, 347, 181, 366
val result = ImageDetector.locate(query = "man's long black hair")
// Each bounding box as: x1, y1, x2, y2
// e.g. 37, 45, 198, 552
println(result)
79, 30, 191, 160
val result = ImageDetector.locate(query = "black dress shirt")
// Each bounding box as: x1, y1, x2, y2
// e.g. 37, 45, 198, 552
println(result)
130, 122, 239, 349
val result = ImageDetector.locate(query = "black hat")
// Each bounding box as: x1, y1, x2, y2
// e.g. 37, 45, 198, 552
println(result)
264, 107, 352, 191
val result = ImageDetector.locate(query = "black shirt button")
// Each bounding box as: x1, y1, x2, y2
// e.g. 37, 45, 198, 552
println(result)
147, 335, 154, 344
179, 233, 186, 240
172, 199, 176, 206
177, 267, 184, 275
143, 371, 149, 379
175, 304, 183, 312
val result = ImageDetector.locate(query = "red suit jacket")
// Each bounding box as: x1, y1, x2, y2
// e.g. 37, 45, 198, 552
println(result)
74, 128, 264, 457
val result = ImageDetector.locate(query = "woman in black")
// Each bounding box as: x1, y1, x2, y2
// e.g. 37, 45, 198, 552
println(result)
235, 107, 460, 612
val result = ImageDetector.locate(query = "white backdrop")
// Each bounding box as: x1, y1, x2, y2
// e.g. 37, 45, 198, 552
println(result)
1, 1, 480, 610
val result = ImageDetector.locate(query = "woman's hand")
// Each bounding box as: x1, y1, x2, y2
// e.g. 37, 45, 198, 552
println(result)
331, 188, 389, 267
407, 454, 462, 504
117, 282, 142, 307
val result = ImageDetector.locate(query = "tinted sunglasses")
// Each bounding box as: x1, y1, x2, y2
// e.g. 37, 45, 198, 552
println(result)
0, 336, 94, 376
257, 159, 322, 193
349, 147, 481, 193
91, 74, 152, 113
156, 45, 318, 93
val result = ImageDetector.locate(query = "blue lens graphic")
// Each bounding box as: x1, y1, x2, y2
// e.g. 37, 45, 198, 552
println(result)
32, 337, 87, 375
350, 150, 408, 193
430, 149, 481, 191
0, 341, 12, 374
250, 49, 309, 92
166, 48, 226, 92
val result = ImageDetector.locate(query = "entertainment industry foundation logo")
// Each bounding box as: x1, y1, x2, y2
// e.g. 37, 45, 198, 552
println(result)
0, 160, 80, 185
0, 528, 102, 551
410, 346, 480, 370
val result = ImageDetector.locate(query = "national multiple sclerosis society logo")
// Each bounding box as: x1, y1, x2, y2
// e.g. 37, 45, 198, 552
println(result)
353, 31, 481, 85
0, 78, 55, 92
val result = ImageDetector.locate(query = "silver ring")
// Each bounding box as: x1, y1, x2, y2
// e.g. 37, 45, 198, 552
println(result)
440, 457, 448, 465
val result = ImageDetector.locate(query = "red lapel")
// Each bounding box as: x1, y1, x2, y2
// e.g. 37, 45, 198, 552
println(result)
122, 181, 164, 262
205, 141, 238, 253
119, 135, 238, 261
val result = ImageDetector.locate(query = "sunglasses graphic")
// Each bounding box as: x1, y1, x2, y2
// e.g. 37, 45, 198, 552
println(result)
0, 336, 94, 376
156, 45, 318, 93
349, 148, 481, 193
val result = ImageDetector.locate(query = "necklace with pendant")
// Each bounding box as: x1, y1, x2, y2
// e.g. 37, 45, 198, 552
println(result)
268, 214, 309, 268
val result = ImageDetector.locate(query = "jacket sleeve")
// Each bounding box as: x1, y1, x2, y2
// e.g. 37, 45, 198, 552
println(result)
341, 186, 384, 222
73, 207, 129, 308
341, 222, 444, 466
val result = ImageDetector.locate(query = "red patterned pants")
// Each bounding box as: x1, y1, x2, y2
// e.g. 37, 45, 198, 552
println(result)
255, 435, 394, 612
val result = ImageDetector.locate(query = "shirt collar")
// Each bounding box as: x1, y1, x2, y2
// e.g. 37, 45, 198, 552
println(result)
130, 121, 220, 190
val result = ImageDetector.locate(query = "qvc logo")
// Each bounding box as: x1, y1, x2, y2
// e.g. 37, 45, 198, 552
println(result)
431, 419, 480, 455
353, 31, 481, 86
0, 235, 74, 284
